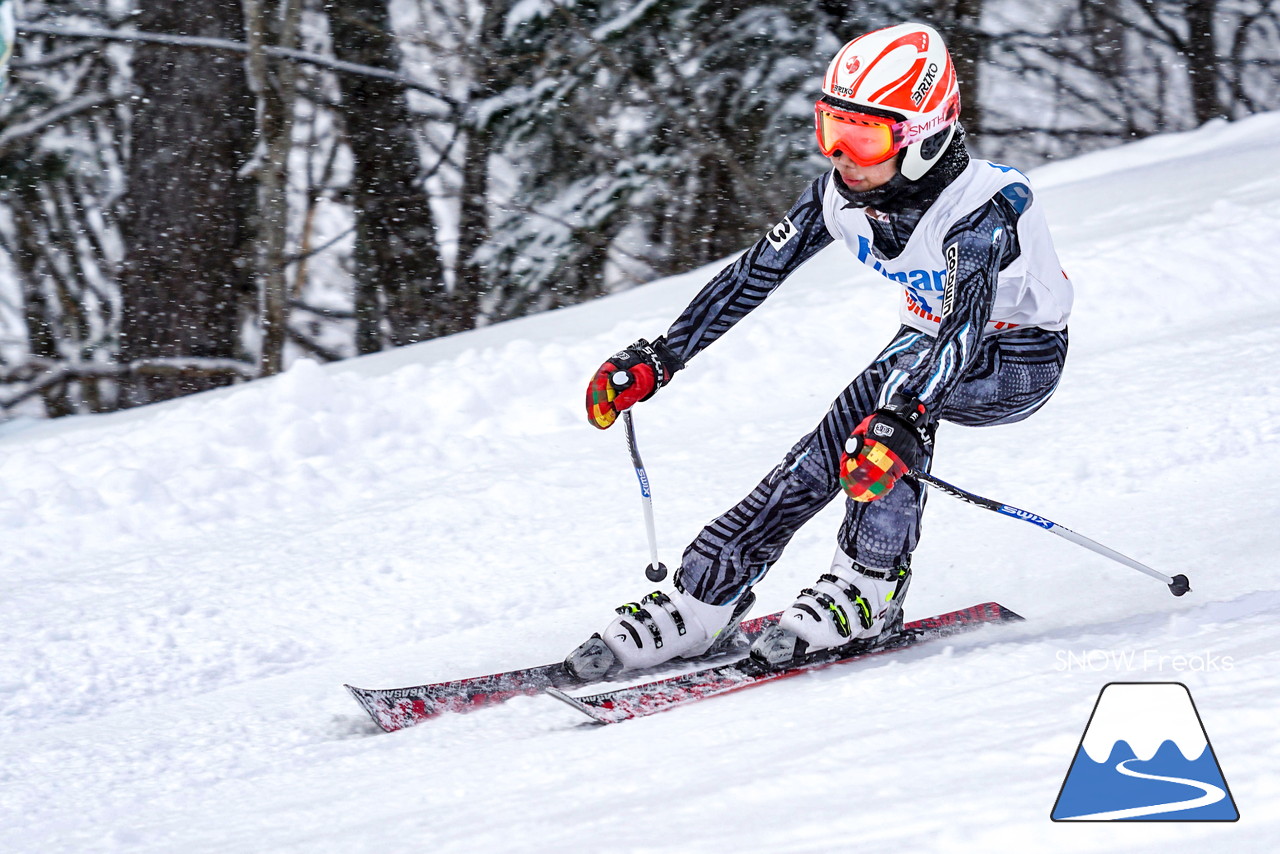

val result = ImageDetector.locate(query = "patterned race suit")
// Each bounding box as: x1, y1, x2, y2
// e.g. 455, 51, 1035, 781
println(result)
665, 164, 1071, 606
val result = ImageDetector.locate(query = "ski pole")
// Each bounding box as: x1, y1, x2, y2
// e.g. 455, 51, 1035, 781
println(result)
910, 470, 1190, 597
622, 410, 669, 583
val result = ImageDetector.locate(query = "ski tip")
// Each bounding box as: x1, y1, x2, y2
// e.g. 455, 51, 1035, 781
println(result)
545, 687, 608, 724
991, 602, 1025, 622
951, 602, 1024, 624
342, 685, 401, 733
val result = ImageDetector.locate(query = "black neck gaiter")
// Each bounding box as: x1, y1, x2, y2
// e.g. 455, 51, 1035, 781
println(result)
833, 125, 972, 215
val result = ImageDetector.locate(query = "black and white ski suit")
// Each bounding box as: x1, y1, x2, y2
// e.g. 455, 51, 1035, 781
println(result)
666, 161, 1073, 606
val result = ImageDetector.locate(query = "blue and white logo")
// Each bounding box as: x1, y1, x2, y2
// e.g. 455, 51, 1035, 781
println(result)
1051, 682, 1238, 821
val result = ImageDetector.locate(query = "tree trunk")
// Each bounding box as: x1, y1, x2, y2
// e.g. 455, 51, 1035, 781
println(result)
935, 0, 985, 138
118, 0, 256, 406
454, 118, 489, 331
1184, 0, 1224, 124
454, 3, 516, 332
326, 0, 451, 352
245, 0, 304, 376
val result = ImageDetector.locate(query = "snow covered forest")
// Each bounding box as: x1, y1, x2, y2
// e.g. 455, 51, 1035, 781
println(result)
2, 0, 1279, 418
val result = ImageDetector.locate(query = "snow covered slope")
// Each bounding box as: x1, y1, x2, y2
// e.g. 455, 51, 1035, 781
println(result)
4, 113, 1280, 852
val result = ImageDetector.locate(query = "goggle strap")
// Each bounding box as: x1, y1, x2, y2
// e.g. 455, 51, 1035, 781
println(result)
817, 95, 959, 149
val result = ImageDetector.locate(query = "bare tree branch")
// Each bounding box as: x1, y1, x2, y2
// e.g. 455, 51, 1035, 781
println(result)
10, 41, 100, 69
286, 325, 345, 362
289, 299, 356, 320
16, 19, 461, 115
0, 90, 119, 155
1, 357, 257, 411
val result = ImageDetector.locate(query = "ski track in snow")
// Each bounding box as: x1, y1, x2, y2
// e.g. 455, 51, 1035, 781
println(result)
4, 114, 1280, 852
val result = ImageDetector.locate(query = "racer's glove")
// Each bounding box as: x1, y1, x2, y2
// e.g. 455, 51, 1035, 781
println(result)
586, 337, 684, 429
840, 395, 933, 502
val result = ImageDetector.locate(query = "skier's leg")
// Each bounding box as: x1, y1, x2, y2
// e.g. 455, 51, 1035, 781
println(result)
752, 328, 1066, 665
750, 446, 930, 666
934, 327, 1068, 427
563, 418, 852, 680
566, 330, 922, 678
673, 336, 911, 606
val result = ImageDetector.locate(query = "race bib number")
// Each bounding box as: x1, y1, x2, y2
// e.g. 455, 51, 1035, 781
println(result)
766, 217, 798, 251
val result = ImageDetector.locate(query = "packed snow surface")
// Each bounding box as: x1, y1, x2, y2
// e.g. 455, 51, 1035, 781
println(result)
5, 114, 1280, 852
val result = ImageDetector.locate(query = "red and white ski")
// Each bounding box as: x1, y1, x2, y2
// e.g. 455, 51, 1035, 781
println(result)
546, 602, 1022, 724
345, 610, 784, 732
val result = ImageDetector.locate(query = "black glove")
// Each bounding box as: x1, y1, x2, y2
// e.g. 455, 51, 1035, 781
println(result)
841, 395, 933, 502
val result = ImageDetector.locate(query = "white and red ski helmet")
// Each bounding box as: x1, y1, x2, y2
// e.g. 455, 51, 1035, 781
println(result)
819, 23, 962, 181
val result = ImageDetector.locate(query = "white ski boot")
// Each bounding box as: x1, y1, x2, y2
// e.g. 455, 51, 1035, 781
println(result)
564, 588, 755, 681
751, 551, 911, 668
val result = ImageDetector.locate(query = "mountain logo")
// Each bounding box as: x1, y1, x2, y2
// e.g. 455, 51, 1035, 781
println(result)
1051, 682, 1239, 821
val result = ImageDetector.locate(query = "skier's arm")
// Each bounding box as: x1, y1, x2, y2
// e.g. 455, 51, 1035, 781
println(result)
842, 192, 1023, 498
663, 176, 834, 364
898, 189, 1025, 413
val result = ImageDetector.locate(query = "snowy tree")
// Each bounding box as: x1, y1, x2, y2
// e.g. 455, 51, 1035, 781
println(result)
979, 0, 1280, 163
477, 0, 881, 319
325, 0, 457, 353
0, 0, 131, 416
3, 0, 1279, 419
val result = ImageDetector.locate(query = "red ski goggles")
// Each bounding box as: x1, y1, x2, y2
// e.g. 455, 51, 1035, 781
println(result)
814, 98, 959, 166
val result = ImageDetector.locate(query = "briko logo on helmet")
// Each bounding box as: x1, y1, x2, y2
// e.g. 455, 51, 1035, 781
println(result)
911, 62, 940, 105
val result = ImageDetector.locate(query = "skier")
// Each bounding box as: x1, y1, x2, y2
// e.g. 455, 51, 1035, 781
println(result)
1, 0, 14, 95
566, 23, 1072, 677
